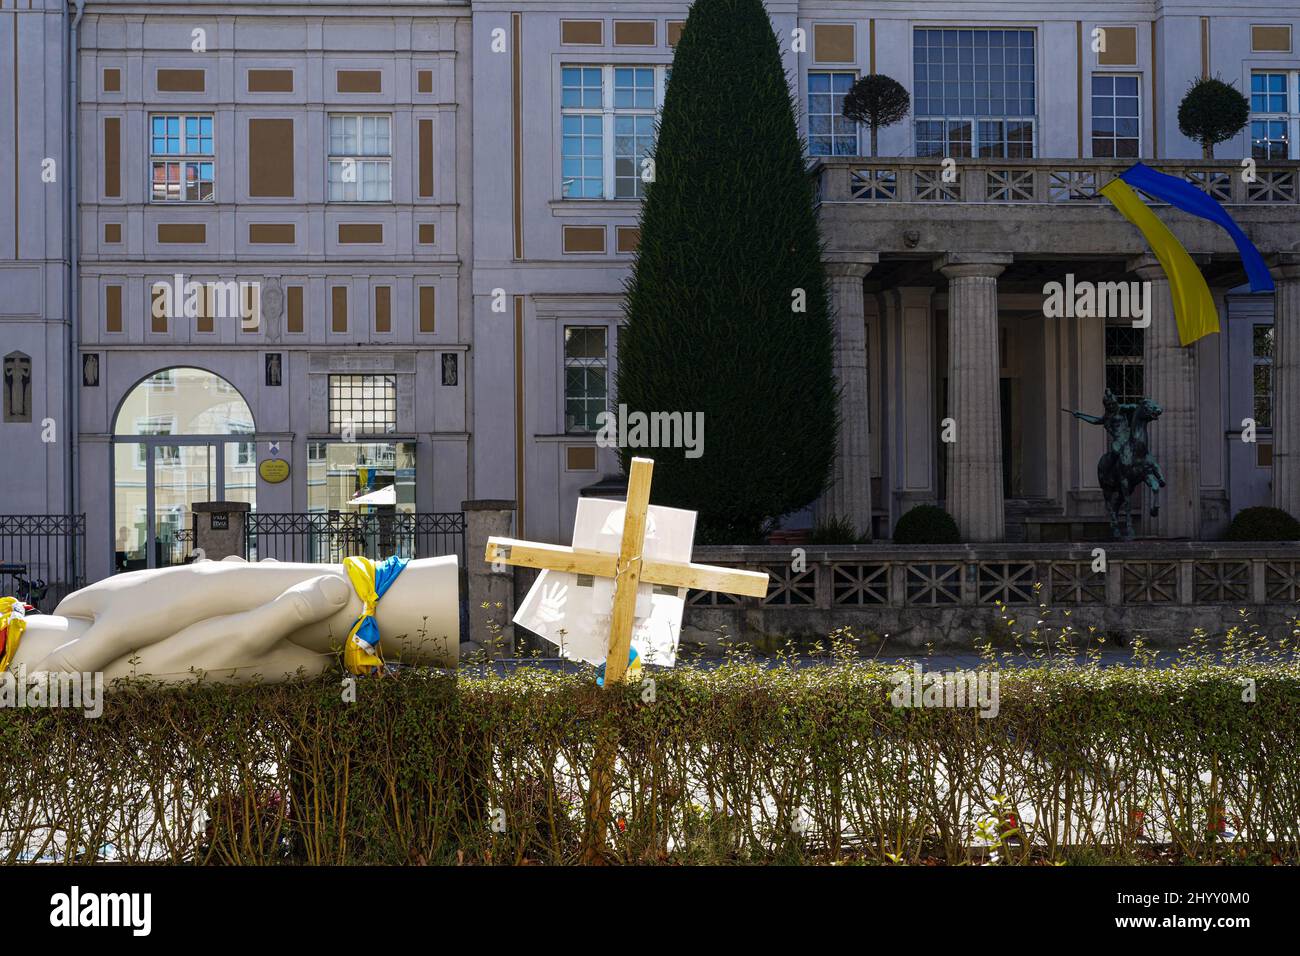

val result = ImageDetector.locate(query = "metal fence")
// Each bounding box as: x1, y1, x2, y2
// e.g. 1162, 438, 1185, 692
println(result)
246, 512, 466, 566
0, 515, 86, 612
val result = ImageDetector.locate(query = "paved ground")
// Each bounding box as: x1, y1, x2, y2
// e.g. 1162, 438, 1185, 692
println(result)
462, 647, 1225, 677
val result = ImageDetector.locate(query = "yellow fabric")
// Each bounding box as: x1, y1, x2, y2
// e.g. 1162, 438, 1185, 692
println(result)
342, 556, 384, 675
0, 596, 28, 674
1100, 178, 1219, 346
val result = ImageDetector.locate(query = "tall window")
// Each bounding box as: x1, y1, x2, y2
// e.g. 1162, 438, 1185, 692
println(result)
913, 28, 1036, 158
1253, 324, 1274, 429
1250, 72, 1296, 159
561, 65, 667, 199
808, 72, 858, 156
564, 327, 608, 433
1091, 74, 1140, 157
328, 115, 392, 201
328, 374, 397, 434
1105, 324, 1144, 405
150, 115, 214, 201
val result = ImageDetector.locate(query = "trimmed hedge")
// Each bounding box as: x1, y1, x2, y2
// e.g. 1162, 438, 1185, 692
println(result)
3, 654, 1299, 865
893, 504, 961, 544
1225, 506, 1300, 542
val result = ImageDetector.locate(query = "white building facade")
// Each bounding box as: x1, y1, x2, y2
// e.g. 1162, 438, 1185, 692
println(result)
2, 0, 1299, 588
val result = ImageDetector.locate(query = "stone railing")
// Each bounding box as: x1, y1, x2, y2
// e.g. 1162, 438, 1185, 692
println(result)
814, 158, 1299, 205
683, 543, 1300, 649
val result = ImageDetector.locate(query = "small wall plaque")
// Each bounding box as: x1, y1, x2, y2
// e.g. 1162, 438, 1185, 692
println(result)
210, 512, 230, 531
259, 458, 290, 483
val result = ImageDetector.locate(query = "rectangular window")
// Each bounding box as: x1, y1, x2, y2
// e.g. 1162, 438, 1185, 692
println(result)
328, 114, 392, 201
328, 374, 397, 434
564, 326, 608, 433
1091, 74, 1140, 158
150, 114, 214, 201
808, 72, 858, 156
561, 65, 667, 199
912, 28, 1037, 158
1250, 72, 1296, 159
1104, 324, 1144, 405
307, 440, 416, 516
1253, 324, 1274, 429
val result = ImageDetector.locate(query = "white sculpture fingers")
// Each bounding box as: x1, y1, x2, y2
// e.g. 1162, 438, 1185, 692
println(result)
140, 574, 351, 666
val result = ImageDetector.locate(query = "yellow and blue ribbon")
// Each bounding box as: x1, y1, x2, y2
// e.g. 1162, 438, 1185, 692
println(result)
0, 596, 27, 675
595, 646, 642, 687
1100, 177, 1219, 346
342, 555, 408, 675
1118, 162, 1274, 294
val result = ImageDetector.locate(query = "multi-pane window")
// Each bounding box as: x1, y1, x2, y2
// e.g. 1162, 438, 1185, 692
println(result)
1253, 324, 1274, 429
1091, 74, 1140, 158
1250, 72, 1296, 159
561, 65, 667, 199
133, 416, 179, 467
1105, 324, 1144, 406
564, 327, 608, 433
913, 28, 1036, 158
808, 72, 859, 156
328, 115, 392, 201
150, 115, 214, 201
328, 374, 397, 434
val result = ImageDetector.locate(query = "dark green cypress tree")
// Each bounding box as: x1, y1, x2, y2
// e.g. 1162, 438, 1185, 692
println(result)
617, 0, 837, 543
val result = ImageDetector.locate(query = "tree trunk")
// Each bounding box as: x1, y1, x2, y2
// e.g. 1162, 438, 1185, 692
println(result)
1203, 142, 1213, 159
870, 125, 878, 158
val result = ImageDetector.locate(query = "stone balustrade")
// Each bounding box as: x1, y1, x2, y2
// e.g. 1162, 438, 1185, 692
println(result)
815, 158, 1298, 205
683, 542, 1300, 649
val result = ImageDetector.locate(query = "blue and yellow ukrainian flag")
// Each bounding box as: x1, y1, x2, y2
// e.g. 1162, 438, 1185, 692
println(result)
1101, 162, 1274, 347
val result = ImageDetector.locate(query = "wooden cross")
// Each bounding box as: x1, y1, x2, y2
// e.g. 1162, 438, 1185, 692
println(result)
484, 457, 769, 685
485, 456, 768, 859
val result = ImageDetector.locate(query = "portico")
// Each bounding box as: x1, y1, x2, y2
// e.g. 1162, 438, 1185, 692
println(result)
813, 157, 1297, 541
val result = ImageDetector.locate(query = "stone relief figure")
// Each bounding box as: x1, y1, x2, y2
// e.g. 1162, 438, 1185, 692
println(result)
3, 351, 32, 422
1065, 388, 1166, 539
4, 556, 459, 685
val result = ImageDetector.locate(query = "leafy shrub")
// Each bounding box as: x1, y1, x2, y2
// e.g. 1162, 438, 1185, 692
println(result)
842, 73, 910, 156
1224, 506, 1300, 542
1177, 76, 1249, 158
892, 505, 961, 544
3, 648, 1299, 865
808, 515, 867, 545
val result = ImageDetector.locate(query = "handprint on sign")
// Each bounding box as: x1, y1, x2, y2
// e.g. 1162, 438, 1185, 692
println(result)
532, 582, 568, 636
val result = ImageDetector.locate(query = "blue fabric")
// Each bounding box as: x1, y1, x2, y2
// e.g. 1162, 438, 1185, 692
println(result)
1119, 162, 1275, 293
352, 555, 408, 652
595, 646, 640, 687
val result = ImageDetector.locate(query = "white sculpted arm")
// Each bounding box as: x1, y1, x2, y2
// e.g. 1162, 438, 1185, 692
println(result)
39, 572, 353, 676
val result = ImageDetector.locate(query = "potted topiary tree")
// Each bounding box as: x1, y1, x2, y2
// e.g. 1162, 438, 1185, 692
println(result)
618, 0, 837, 543
842, 74, 911, 157
1177, 76, 1249, 159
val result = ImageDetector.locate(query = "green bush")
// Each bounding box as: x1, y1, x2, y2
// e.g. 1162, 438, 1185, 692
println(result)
1224, 506, 1300, 541
808, 515, 867, 545
892, 505, 961, 544
617, 0, 837, 543
1177, 76, 1249, 159
3, 652, 1298, 865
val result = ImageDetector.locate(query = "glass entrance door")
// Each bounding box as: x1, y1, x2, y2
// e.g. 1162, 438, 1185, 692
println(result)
151, 442, 214, 567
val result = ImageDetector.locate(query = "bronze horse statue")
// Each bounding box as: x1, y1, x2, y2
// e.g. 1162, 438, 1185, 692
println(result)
1065, 389, 1166, 540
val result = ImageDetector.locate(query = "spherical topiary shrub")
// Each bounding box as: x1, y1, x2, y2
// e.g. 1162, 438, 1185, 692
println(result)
892, 505, 961, 544
1224, 506, 1300, 542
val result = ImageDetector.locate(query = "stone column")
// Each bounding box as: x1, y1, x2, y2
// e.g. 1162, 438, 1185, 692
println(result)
937, 253, 1012, 542
815, 252, 879, 538
462, 499, 516, 658
192, 501, 250, 561
1131, 256, 1200, 538
1273, 253, 1300, 519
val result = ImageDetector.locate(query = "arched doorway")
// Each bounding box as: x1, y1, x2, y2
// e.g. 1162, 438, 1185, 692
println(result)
112, 367, 256, 571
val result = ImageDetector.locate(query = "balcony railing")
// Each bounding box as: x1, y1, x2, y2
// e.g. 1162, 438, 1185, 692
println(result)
814, 158, 1299, 205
